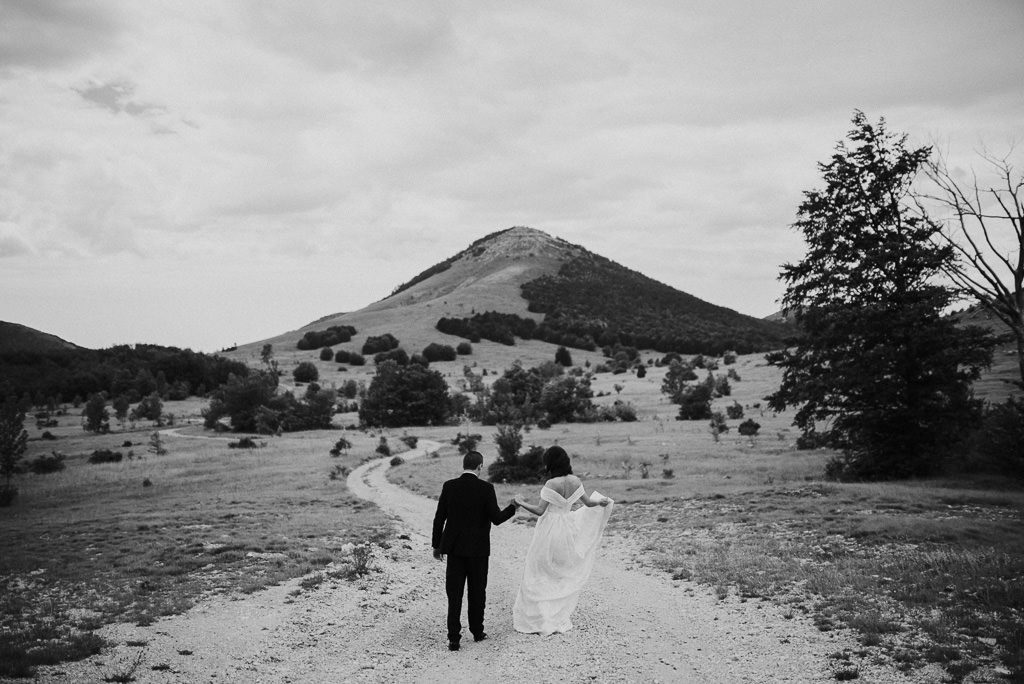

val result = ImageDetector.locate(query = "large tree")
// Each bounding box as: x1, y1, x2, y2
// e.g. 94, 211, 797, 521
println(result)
1, 398, 28, 500
359, 360, 451, 427
917, 148, 1024, 388
768, 111, 993, 480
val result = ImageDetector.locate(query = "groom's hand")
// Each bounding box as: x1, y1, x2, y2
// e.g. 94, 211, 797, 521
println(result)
432, 548, 444, 561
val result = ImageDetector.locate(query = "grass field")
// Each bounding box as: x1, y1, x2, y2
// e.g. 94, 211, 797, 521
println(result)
0, 401, 393, 678
2, 349, 1021, 680
387, 353, 1024, 683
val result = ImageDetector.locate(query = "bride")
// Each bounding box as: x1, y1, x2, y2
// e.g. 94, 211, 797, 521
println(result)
512, 446, 613, 635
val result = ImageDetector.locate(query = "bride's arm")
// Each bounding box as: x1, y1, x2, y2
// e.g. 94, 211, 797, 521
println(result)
579, 487, 611, 507
514, 497, 548, 517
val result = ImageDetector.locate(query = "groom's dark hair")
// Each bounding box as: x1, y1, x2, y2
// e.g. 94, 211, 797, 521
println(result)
543, 446, 572, 477
463, 450, 483, 471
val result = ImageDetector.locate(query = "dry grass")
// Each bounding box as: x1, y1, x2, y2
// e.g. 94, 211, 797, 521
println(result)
3, 345, 1020, 679
387, 353, 1024, 682
0, 401, 392, 678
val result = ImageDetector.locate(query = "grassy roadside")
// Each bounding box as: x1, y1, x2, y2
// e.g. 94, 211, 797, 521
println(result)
0, 422, 393, 679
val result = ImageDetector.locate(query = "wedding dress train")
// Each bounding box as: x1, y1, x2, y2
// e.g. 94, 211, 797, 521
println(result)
513, 485, 613, 635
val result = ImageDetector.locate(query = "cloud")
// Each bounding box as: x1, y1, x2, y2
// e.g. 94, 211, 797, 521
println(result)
0, 0, 121, 70
0, 223, 32, 257
0, 1, 1022, 349
75, 80, 165, 117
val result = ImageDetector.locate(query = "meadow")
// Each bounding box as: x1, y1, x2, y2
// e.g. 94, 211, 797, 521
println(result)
1, 350, 1021, 681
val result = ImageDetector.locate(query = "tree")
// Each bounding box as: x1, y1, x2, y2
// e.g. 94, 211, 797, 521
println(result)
918, 148, 1024, 388
83, 393, 109, 433
359, 361, 451, 427
554, 346, 573, 366
133, 392, 163, 425
768, 111, 994, 480
148, 431, 167, 456
0, 398, 28, 501
293, 361, 319, 384
661, 360, 697, 403
112, 394, 131, 430
538, 375, 594, 423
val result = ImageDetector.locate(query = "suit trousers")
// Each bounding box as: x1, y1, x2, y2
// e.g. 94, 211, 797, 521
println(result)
445, 554, 489, 641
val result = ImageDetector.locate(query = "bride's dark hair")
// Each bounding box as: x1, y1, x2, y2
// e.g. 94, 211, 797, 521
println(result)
543, 446, 573, 477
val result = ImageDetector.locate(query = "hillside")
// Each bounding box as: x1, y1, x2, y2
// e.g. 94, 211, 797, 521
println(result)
234, 227, 792, 368
0, 321, 81, 354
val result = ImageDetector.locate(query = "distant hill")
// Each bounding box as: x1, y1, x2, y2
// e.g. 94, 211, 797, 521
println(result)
239, 227, 794, 362
0, 321, 82, 354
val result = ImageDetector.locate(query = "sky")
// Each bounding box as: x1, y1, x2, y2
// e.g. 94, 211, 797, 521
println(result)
1, 1, 1022, 352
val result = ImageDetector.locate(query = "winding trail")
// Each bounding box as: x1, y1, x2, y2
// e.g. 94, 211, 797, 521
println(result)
35, 442, 906, 683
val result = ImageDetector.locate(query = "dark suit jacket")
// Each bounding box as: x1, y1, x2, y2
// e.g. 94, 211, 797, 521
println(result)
432, 473, 516, 557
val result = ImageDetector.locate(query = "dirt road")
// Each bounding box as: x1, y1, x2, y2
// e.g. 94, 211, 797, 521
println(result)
37, 442, 912, 683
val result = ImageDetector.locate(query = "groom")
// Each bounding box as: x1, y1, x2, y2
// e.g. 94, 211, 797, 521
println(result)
432, 450, 517, 651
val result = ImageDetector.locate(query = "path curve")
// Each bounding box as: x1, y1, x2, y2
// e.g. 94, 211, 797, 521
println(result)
33, 442, 910, 683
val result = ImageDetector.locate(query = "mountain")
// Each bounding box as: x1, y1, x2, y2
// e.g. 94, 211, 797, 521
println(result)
0, 321, 82, 354
239, 227, 792, 363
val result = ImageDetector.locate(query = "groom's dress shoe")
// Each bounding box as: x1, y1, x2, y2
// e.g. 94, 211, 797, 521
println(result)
448, 641, 460, 651
473, 633, 488, 642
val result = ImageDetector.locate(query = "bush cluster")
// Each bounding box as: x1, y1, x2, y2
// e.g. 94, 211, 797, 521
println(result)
202, 372, 337, 433
88, 449, 123, 464
296, 325, 357, 350
374, 348, 409, 366
362, 333, 400, 355
422, 343, 457, 362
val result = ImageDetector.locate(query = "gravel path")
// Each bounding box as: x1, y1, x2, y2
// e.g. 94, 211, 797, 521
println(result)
34, 442, 917, 683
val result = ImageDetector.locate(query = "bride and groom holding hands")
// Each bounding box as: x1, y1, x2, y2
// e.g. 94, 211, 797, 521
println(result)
431, 446, 613, 651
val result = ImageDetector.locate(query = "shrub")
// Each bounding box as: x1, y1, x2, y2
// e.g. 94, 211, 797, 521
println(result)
375, 436, 391, 456
727, 368, 741, 381
738, 419, 761, 437
410, 353, 429, 367
400, 435, 418, 449
676, 384, 713, 420
723, 350, 737, 365
373, 348, 409, 366
329, 437, 352, 457
88, 449, 124, 464
555, 346, 573, 366
636, 365, 646, 378
422, 343, 457, 362
488, 434, 545, 484
228, 436, 259, 449
613, 402, 638, 422
296, 325, 357, 350
452, 433, 482, 454
334, 349, 351, 363
0, 485, 16, 506
319, 346, 334, 361
709, 412, 729, 440
958, 397, 1024, 478
40, 431, 57, 441
456, 342, 473, 355
28, 451, 65, 474
389, 455, 404, 467
662, 468, 675, 479
726, 402, 744, 419
293, 362, 319, 384
362, 333, 400, 355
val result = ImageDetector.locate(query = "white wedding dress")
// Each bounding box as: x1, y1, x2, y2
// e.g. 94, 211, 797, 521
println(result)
512, 484, 613, 635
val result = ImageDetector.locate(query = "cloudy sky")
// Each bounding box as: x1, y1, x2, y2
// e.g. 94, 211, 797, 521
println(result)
1, 1, 1022, 352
